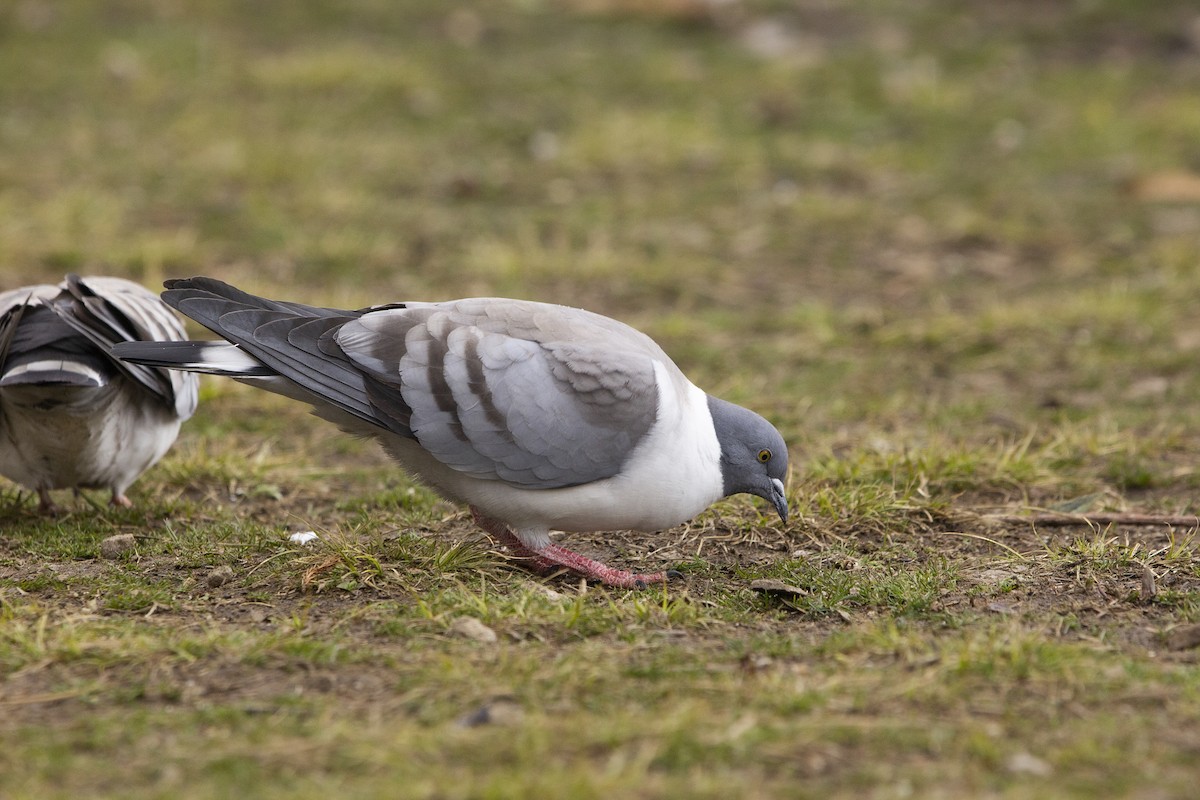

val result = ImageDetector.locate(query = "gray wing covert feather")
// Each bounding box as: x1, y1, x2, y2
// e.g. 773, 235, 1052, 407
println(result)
53, 276, 199, 418
337, 302, 661, 489
160, 278, 414, 435
0, 278, 198, 418
0, 285, 57, 366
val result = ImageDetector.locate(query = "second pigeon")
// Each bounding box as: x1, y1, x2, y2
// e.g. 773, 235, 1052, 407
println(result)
0, 275, 198, 512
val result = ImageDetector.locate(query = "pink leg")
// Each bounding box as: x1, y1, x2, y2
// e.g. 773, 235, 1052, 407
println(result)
37, 488, 59, 516
535, 542, 672, 589
471, 508, 556, 572
470, 507, 677, 589
110, 492, 132, 508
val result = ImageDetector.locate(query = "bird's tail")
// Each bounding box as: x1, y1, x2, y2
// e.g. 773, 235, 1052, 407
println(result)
126, 278, 395, 434
111, 341, 274, 377
0, 358, 107, 388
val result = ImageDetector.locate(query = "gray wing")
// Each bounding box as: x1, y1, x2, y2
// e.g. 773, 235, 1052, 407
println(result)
51, 275, 199, 419
0, 284, 62, 372
156, 279, 666, 489
162, 277, 385, 430
337, 299, 663, 488
0, 284, 59, 317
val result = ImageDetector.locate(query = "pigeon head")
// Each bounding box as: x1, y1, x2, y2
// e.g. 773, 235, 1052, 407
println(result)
706, 395, 789, 523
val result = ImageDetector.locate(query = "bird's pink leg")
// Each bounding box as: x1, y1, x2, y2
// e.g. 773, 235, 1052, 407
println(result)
110, 492, 132, 508
469, 506, 675, 588
534, 543, 671, 589
470, 507, 556, 572
36, 488, 59, 516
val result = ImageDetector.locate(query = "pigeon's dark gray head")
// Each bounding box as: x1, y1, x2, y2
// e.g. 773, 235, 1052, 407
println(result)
706, 395, 789, 523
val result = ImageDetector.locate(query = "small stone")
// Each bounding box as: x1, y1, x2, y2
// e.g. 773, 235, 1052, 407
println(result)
457, 696, 523, 728
740, 653, 773, 673
207, 565, 234, 588
450, 616, 497, 644
528, 130, 560, 162
1125, 376, 1170, 401
1006, 751, 1052, 777
444, 8, 483, 48
750, 578, 806, 598
977, 569, 1019, 585
1167, 623, 1200, 651
525, 582, 565, 601
1141, 564, 1157, 602
99, 533, 136, 559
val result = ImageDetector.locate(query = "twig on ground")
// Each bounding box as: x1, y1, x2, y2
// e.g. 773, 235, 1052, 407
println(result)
931, 530, 1030, 559
986, 512, 1200, 528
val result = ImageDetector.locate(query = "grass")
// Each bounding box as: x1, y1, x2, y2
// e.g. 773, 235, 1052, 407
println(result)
4, 0, 1200, 797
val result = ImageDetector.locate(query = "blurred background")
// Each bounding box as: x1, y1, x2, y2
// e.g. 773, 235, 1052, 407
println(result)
4, 0, 1200, 504
8, 6, 1200, 794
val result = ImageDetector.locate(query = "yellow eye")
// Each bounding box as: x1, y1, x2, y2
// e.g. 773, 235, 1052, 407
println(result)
757, 449, 772, 463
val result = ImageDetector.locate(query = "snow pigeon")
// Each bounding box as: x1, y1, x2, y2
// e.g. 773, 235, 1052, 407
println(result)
114, 277, 789, 587
0, 275, 198, 512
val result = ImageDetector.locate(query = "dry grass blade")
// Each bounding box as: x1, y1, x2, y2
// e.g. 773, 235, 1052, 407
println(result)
985, 512, 1200, 528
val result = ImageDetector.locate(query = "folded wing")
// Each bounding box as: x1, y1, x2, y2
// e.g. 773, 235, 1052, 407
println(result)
154, 279, 664, 490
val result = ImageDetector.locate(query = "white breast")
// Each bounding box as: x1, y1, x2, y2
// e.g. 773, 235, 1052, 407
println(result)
0, 381, 183, 494
381, 360, 726, 535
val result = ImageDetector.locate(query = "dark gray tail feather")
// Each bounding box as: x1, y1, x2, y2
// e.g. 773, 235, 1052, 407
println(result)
148, 278, 395, 432
112, 340, 275, 376
161, 277, 354, 328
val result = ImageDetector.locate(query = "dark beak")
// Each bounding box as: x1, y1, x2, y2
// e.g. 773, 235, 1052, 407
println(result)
769, 478, 789, 524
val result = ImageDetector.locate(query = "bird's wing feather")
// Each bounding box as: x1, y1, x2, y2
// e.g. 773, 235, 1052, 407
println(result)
158, 279, 667, 489
50, 275, 199, 418
338, 299, 662, 488
0, 285, 58, 369
163, 281, 402, 432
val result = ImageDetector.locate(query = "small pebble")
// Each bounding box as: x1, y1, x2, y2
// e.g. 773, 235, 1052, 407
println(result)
1141, 564, 1157, 602
99, 533, 136, 559
207, 565, 234, 588
450, 615, 498, 644
1006, 751, 1053, 777
457, 696, 523, 727
524, 581, 565, 601
1167, 623, 1200, 651
750, 578, 807, 598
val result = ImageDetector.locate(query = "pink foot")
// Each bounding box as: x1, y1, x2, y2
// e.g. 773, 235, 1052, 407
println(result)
37, 488, 59, 516
110, 493, 132, 508
470, 506, 678, 588
537, 543, 671, 589
471, 508, 556, 572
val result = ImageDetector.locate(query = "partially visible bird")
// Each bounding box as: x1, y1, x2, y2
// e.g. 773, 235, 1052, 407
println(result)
114, 277, 789, 587
0, 275, 198, 513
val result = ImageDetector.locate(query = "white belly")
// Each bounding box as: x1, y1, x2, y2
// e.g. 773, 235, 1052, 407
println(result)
378, 365, 725, 534
0, 382, 181, 495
